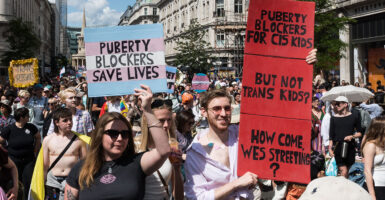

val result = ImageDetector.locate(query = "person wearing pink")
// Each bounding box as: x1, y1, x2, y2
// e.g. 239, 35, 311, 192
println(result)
184, 89, 258, 199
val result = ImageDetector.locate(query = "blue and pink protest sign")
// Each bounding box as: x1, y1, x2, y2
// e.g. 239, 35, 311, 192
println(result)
84, 24, 168, 97
192, 73, 210, 93
166, 66, 177, 93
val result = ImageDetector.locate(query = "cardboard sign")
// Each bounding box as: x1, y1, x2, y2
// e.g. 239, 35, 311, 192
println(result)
192, 73, 210, 93
84, 24, 168, 97
238, 0, 314, 184
238, 115, 311, 183
8, 58, 39, 88
166, 66, 177, 93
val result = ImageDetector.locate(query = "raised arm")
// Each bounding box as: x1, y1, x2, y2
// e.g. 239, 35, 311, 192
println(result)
134, 85, 171, 175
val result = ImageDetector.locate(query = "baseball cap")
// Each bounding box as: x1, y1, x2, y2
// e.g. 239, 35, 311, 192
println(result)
182, 93, 194, 104
334, 96, 349, 103
33, 84, 43, 90
299, 176, 371, 200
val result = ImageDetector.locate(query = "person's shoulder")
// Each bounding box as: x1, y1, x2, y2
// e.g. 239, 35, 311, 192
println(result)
42, 133, 54, 146
26, 123, 38, 131
363, 141, 377, 152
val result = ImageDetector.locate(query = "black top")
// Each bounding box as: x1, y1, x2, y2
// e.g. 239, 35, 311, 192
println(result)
66, 153, 146, 200
0, 123, 38, 158
329, 113, 362, 142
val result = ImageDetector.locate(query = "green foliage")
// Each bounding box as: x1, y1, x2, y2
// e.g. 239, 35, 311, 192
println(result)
1, 18, 41, 66
300, 0, 354, 72
172, 19, 212, 77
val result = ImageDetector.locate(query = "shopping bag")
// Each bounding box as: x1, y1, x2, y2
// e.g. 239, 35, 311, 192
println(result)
325, 157, 338, 176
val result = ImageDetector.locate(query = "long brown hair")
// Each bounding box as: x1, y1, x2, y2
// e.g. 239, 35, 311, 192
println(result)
362, 116, 385, 150
78, 112, 134, 189
138, 102, 175, 152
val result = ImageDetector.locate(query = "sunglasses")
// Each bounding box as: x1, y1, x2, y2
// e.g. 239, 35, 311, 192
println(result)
151, 99, 172, 109
208, 106, 232, 114
48, 103, 56, 105
335, 101, 346, 106
104, 129, 130, 140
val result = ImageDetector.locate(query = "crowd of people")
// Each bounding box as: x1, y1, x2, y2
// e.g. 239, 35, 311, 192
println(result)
0, 50, 383, 200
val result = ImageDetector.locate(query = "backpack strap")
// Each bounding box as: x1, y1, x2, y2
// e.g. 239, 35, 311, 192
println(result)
48, 135, 77, 172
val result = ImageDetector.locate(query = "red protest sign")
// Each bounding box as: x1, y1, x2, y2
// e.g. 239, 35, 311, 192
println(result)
240, 55, 313, 119
238, 0, 315, 184
244, 0, 315, 59
237, 115, 311, 183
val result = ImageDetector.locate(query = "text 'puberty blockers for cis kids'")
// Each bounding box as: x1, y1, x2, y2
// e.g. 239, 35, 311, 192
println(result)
84, 24, 168, 97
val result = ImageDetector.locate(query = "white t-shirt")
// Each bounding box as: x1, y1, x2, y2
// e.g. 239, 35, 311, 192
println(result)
143, 159, 172, 200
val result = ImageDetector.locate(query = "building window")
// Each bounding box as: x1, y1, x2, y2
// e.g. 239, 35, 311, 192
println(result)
216, 0, 225, 17
216, 32, 225, 47
235, 34, 245, 46
234, 0, 243, 13
144, 8, 148, 15
144, 21, 148, 24
153, 8, 157, 15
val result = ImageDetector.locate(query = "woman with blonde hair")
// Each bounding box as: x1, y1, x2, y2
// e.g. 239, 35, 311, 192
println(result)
362, 117, 385, 200
12, 90, 34, 122
64, 85, 171, 199
137, 98, 184, 200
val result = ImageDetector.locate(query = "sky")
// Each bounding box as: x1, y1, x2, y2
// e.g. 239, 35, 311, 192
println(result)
48, 0, 136, 27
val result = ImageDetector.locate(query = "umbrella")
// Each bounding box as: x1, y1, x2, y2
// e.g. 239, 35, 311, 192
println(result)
321, 85, 374, 102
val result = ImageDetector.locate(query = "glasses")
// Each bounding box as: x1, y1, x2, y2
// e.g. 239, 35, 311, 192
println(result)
48, 103, 56, 105
151, 99, 172, 109
104, 129, 130, 140
335, 101, 346, 106
208, 106, 231, 114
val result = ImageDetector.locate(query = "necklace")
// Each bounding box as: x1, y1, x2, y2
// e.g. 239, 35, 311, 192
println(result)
100, 161, 117, 184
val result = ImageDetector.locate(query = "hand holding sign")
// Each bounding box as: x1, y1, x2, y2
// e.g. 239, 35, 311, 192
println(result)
134, 84, 153, 112
233, 172, 258, 190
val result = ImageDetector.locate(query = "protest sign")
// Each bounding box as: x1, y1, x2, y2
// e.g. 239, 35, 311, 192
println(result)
192, 73, 210, 93
238, 0, 314, 184
85, 24, 168, 97
166, 66, 177, 93
8, 58, 39, 88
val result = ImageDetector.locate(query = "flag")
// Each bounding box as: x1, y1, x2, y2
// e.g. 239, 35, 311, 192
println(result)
192, 73, 210, 93
29, 132, 91, 200
59, 67, 65, 78
120, 99, 129, 118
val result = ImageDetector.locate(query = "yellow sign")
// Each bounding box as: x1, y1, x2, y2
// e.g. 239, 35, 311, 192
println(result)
8, 58, 39, 88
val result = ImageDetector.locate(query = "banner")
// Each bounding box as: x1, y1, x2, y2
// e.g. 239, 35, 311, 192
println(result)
84, 24, 168, 97
166, 66, 177, 93
192, 73, 210, 93
238, 0, 315, 184
8, 58, 39, 88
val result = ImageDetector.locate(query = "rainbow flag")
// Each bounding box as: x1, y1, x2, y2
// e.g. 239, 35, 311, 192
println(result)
120, 99, 129, 118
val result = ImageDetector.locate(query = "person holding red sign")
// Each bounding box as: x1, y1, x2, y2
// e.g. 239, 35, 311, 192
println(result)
184, 50, 317, 199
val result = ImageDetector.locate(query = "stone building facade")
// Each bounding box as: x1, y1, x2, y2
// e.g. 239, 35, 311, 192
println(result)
333, 0, 385, 86
119, 0, 160, 25
0, 0, 57, 80
119, 0, 249, 76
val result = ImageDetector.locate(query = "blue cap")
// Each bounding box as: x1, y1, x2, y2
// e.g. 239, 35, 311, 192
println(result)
33, 83, 43, 89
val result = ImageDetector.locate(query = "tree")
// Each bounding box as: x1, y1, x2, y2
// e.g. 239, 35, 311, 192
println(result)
172, 19, 212, 78
301, 0, 354, 73
1, 18, 41, 66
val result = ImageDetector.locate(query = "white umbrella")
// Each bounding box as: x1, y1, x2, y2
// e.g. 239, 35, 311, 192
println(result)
320, 85, 374, 102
